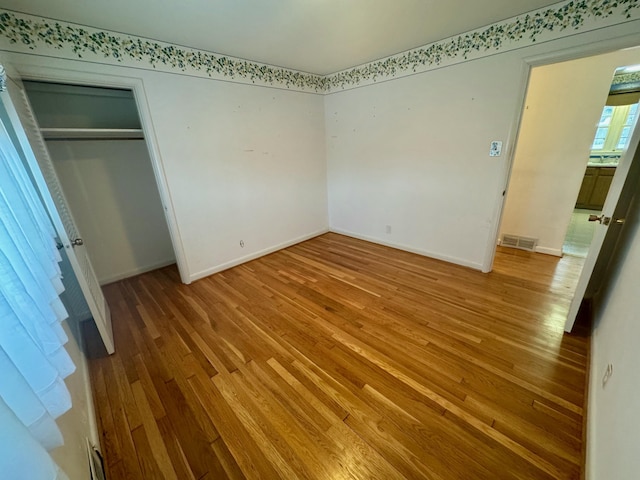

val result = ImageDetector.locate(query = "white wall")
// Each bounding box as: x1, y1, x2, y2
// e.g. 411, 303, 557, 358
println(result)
48, 139, 176, 284
144, 75, 328, 280
587, 174, 640, 479
324, 24, 640, 271
499, 49, 640, 256
2, 53, 329, 283
325, 53, 519, 269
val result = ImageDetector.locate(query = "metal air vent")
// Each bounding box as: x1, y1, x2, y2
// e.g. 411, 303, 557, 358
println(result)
501, 234, 538, 252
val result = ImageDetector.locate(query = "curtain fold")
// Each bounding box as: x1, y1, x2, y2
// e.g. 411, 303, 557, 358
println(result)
0, 396, 69, 480
0, 96, 74, 478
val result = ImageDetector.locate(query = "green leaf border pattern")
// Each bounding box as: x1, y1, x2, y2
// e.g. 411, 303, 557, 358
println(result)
326, 0, 640, 90
0, 11, 324, 91
0, 0, 638, 93
612, 71, 640, 85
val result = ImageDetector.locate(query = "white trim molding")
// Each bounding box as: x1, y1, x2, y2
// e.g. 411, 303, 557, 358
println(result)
535, 246, 564, 257
330, 228, 484, 272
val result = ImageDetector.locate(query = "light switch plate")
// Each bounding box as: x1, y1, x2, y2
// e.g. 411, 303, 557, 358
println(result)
489, 141, 502, 157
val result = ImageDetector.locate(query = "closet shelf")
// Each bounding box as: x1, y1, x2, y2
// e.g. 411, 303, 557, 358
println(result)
40, 128, 144, 140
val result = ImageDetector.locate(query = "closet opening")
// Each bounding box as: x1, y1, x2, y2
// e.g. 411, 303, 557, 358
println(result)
23, 80, 177, 287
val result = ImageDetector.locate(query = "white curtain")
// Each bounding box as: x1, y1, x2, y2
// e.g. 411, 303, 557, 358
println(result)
0, 99, 73, 479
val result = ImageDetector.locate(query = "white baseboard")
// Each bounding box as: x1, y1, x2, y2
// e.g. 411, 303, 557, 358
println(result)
329, 227, 483, 271
189, 228, 330, 283
535, 246, 563, 257
99, 258, 177, 285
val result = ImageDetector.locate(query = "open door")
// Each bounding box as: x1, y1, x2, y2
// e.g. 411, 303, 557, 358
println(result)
0, 68, 115, 354
565, 101, 640, 332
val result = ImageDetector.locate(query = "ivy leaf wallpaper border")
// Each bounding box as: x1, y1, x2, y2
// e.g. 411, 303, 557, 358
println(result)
326, 0, 640, 90
0, 10, 325, 91
0, 0, 638, 93
612, 71, 640, 85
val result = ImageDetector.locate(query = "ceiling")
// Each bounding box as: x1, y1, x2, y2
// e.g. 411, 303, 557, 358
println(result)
0, 0, 563, 75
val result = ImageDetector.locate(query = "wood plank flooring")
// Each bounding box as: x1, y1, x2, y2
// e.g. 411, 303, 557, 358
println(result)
88, 233, 589, 479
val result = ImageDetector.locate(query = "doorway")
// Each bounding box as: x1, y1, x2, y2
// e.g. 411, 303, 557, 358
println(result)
499, 50, 640, 256
22, 80, 177, 286
497, 47, 640, 329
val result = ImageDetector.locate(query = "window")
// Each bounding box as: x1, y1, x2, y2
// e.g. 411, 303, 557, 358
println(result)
591, 106, 614, 150
615, 103, 638, 149
591, 103, 639, 153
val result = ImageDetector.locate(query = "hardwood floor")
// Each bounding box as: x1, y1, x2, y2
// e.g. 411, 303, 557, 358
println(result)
88, 233, 589, 479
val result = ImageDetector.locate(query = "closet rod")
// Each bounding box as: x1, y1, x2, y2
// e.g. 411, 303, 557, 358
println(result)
40, 128, 144, 140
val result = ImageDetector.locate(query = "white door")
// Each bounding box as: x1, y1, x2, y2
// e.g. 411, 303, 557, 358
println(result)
565, 101, 640, 332
0, 71, 115, 354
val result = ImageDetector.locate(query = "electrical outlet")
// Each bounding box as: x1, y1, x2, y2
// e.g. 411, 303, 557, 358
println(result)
239, 240, 245, 248
385, 225, 392, 234
602, 363, 613, 388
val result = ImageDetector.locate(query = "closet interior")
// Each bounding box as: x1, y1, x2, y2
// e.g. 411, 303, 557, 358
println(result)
24, 81, 176, 285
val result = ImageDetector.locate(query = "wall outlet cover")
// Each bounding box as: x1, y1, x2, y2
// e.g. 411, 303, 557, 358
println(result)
489, 141, 503, 157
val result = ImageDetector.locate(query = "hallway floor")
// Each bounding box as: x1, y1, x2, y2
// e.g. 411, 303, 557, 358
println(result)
563, 209, 599, 258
